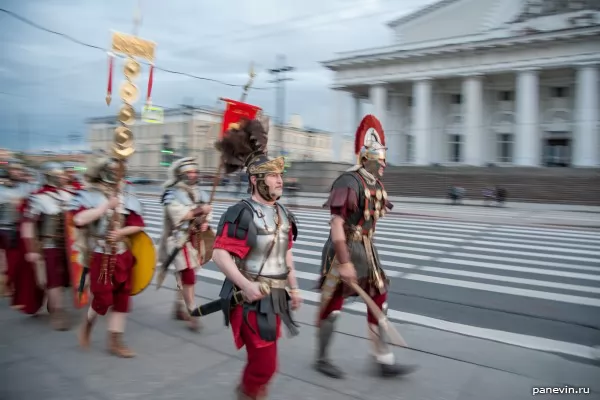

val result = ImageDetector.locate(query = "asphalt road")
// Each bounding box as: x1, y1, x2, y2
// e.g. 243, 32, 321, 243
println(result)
139, 198, 600, 360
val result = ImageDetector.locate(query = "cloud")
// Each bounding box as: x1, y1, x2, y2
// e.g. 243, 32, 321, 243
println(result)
0, 0, 434, 151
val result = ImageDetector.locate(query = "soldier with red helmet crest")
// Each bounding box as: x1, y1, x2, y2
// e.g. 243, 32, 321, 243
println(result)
314, 115, 418, 379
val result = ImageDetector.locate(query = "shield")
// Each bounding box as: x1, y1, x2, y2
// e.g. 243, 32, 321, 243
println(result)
196, 227, 216, 267
64, 211, 89, 308
129, 231, 156, 296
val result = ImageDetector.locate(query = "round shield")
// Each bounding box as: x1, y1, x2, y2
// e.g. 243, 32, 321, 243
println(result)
123, 58, 141, 80
118, 104, 136, 125
119, 81, 139, 104
129, 231, 157, 296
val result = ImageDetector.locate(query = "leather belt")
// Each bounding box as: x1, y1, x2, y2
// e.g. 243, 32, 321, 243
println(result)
244, 273, 289, 289
345, 225, 373, 241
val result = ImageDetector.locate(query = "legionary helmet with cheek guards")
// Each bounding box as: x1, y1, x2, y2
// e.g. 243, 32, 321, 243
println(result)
40, 161, 66, 187
354, 115, 387, 176
84, 150, 123, 185
245, 152, 285, 201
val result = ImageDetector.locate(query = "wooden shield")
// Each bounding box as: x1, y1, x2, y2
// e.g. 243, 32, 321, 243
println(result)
64, 211, 89, 308
130, 231, 156, 296
196, 227, 216, 267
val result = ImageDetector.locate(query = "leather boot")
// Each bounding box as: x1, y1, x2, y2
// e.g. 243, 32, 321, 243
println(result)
314, 312, 345, 379
187, 316, 202, 332
108, 332, 136, 358
78, 317, 94, 349
235, 384, 267, 400
172, 302, 188, 321
377, 362, 418, 378
50, 308, 70, 331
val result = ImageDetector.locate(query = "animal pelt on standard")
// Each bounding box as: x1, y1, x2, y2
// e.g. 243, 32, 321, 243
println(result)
215, 118, 269, 174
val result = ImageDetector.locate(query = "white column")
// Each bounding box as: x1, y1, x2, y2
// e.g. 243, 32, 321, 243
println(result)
369, 83, 388, 126
573, 64, 599, 167
387, 93, 403, 165
514, 68, 540, 166
412, 78, 432, 165
352, 93, 362, 127
462, 74, 484, 165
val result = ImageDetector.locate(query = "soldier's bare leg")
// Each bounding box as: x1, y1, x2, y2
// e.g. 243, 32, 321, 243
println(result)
180, 269, 201, 331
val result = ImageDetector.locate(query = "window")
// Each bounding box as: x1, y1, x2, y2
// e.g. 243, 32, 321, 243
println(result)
448, 134, 462, 162
550, 87, 569, 98
407, 97, 413, 107
451, 94, 462, 105
406, 135, 414, 162
498, 90, 514, 101
497, 133, 514, 163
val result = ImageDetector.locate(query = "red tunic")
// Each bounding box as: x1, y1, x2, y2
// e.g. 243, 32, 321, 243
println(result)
11, 186, 61, 314
71, 207, 145, 315
213, 223, 294, 349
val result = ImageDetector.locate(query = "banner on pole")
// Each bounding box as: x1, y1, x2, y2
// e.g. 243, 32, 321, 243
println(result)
220, 98, 262, 139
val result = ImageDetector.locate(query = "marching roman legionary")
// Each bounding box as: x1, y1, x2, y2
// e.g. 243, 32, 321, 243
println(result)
17, 162, 73, 329
0, 159, 36, 300
210, 118, 301, 400
63, 162, 84, 191
315, 115, 417, 379
158, 157, 213, 331
67, 150, 145, 358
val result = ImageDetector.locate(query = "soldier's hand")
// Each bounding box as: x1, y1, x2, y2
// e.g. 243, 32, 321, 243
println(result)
25, 252, 41, 263
106, 230, 122, 242
200, 222, 209, 232
243, 281, 266, 302
106, 196, 119, 210
337, 262, 357, 283
200, 204, 212, 215
290, 289, 302, 310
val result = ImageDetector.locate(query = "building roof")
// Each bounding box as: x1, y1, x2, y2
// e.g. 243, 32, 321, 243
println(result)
387, 0, 458, 28
85, 104, 222, 124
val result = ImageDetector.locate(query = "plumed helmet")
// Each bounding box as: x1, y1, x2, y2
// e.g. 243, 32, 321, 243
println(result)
354, 114, 386, 165
164, 156, 199, 187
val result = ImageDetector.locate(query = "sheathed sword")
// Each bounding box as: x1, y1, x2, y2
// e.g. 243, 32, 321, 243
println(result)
325, 259, 408, 347
189, 282, 270, 317
155, 232, 188, 290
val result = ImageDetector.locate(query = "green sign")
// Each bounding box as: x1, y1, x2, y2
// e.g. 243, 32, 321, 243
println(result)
142, 105, 164, 124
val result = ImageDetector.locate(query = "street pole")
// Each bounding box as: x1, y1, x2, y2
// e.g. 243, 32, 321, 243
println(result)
268, 55, 295, 157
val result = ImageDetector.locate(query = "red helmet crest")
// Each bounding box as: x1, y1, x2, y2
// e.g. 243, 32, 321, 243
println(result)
354, 115, 386, 162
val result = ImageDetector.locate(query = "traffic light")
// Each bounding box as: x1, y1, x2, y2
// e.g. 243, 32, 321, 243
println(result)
283, 157, 291, 173
160, 148, 174, 166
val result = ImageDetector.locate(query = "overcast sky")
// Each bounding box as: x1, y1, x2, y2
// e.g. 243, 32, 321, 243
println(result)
0, 0, 435, 151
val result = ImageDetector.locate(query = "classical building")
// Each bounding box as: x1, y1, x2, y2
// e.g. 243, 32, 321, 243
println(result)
323, 0, 600, 167
87, 105, 343, 179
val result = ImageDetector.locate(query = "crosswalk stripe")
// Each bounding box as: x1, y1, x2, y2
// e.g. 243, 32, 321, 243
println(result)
137, 198, 600, 359
138, 200, 600, 307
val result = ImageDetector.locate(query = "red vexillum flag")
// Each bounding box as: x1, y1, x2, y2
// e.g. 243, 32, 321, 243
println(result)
219, 98, 262, 140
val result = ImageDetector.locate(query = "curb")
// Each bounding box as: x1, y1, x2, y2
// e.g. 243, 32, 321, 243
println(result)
136, 192, 600, 229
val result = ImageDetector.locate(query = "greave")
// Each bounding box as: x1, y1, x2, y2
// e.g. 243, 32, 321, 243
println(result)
317, 311, 339, 361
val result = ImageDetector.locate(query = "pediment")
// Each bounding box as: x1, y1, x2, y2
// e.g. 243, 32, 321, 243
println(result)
509, 0, 600, 33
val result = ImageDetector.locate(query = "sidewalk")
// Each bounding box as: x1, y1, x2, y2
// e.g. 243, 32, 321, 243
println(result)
137, 186, 600, 228
2, 279, 599, 400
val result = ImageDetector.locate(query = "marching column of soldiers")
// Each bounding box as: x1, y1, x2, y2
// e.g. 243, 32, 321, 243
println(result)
0, 114, 417, 400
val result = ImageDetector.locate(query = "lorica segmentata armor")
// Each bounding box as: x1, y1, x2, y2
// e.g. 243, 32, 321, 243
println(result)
236, 199, 291, 277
